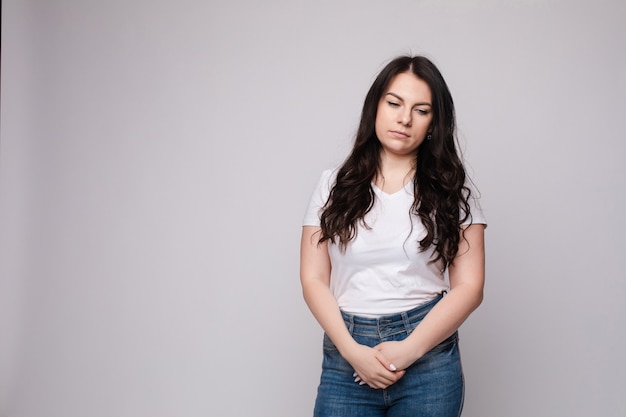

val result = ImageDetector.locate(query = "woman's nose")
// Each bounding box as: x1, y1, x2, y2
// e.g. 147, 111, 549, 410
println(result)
399, 110, 412, 126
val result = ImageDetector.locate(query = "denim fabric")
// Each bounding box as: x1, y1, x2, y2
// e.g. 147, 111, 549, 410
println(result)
313, 295, 464, 417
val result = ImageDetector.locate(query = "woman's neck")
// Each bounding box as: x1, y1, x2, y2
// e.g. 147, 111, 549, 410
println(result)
375, 151, 416, 194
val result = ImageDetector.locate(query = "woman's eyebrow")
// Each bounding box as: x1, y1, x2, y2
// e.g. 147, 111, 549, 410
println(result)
386, 92, 404, 101
385, 92, 431, 107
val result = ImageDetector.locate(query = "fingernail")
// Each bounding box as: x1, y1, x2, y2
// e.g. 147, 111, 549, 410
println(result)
359, 381, 365, 385
353, 372, 357, 377
389, 363, 397, 371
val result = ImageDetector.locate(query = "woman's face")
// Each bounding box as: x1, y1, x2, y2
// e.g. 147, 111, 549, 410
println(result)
375, 72, 433, 158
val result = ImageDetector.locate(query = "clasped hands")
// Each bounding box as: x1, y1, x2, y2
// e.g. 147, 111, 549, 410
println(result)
347, 340, 414, 390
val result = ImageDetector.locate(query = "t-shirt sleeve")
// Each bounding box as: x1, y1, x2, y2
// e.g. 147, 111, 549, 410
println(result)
302, 169, 335, 227
462, 186, 487, 227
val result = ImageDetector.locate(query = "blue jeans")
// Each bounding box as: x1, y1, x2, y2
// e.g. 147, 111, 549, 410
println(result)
313, 295, 464, 417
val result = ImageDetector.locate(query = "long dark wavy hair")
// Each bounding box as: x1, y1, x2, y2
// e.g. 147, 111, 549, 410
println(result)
318, 55, 472, 269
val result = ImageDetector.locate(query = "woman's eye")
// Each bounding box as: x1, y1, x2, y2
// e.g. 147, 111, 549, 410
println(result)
415, 108, 430, 115
387, 101, 400, 107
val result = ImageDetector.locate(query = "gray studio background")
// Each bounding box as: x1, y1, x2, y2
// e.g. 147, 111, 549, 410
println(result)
1, 0, 625, 416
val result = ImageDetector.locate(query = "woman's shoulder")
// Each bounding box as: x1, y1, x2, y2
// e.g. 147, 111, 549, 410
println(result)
303, 166, 341, 225
317, 166, 340, 188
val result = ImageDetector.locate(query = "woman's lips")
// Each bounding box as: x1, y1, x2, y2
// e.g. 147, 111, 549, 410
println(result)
389, 130, 410, 138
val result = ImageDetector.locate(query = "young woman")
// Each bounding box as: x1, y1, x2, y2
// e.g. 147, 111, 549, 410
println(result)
300, 56, 486, 416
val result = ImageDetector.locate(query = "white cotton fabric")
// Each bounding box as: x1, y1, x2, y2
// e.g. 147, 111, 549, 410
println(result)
303, 168, 487, 317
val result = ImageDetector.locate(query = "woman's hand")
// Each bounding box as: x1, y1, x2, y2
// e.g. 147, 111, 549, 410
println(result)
344, 343, 405, 389
374, 340, 416, 371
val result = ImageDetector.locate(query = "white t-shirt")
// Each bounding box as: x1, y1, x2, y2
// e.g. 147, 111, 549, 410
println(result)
303, 168, 487, 317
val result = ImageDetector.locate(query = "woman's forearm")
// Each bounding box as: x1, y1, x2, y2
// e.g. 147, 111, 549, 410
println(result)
301, 278, 358, 355
404, 282, 483, 362
377, 224, 485, 369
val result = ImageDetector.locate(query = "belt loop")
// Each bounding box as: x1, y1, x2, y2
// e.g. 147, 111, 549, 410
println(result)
346, 314, 354, 335
401, 311, 412, 335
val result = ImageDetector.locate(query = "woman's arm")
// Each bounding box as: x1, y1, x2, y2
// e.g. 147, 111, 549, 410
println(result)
300, 225, 404, 388
375, 223, 486, 370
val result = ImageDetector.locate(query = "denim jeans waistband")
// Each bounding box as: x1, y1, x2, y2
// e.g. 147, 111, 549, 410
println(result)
340, 293, 444, 338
